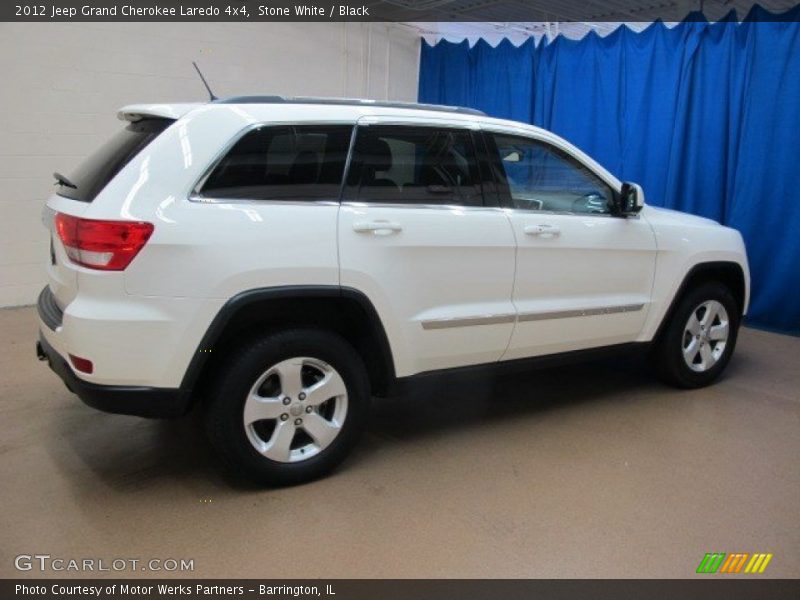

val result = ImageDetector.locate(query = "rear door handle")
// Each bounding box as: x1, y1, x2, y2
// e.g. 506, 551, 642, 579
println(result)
524, 223, 561, 237
353, 220, 403, 235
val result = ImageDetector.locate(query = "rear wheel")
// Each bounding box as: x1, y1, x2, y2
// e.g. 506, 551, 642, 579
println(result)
652, 281, 740, 388
204, 329, 370, 485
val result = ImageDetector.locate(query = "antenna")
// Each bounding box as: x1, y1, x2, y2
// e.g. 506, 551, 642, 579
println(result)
192, 61, 217, 101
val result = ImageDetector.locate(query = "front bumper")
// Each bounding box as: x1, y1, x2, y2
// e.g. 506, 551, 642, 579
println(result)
36, 329, 191, 419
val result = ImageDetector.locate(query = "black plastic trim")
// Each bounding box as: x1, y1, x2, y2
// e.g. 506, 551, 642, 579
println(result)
36, 286, 63, 331
37, 334, 190, 419
179, 285, 396, 395
475, 130, 502, 208
394, 342, 649, 391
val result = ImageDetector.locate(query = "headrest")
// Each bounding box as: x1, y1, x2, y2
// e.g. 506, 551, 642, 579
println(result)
361, 137, 393, 172
424, 130, 455, 163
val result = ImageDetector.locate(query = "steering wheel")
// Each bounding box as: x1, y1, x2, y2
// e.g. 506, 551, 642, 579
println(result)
572, 193, 607, 214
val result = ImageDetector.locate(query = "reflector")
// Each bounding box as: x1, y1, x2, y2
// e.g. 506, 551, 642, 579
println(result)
68, 354, 93, 374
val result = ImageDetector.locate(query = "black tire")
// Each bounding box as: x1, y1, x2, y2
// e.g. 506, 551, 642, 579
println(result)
651, 281, 740, 388
204, 328, 370, 486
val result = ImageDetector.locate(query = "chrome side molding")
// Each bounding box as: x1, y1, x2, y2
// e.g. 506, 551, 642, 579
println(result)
421, 314, 516, 330
421, 303, 645, 330
517, 303, 645, 322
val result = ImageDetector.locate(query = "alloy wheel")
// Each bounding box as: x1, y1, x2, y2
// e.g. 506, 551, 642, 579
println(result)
682, 300, 730, 373
242, 357, 348, 462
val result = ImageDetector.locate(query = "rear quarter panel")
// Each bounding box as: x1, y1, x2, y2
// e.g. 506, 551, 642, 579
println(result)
51, 105, 352, 388
84, 104, 346, 299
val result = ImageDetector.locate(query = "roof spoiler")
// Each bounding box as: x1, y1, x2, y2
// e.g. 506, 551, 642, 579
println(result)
117, 103, 201, 122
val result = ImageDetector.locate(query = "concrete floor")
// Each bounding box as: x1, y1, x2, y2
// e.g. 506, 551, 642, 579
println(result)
1, 305, 798, 579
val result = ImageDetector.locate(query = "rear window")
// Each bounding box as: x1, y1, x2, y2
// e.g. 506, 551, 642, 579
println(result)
56, 118, 173, 202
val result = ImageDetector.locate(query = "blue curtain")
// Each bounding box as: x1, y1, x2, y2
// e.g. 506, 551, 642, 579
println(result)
419, 6, 800, 335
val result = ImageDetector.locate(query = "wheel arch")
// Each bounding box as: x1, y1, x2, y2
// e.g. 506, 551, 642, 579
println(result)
653, 261, 747, 342
180, 286, 396, 406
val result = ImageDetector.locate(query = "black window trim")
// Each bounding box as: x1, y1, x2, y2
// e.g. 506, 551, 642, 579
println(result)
189, 120, 356, 205
341, 121, 492, 210
474, 129, 502, 208
480, 129, 625, 218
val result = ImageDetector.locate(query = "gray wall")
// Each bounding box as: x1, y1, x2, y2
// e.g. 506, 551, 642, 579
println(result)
0, 22, 420, 306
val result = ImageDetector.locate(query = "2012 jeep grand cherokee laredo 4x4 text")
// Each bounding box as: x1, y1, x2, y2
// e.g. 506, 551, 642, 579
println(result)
36, 97, 750, 485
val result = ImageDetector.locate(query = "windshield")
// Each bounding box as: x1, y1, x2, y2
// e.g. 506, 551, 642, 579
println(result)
56, 118, 173, 202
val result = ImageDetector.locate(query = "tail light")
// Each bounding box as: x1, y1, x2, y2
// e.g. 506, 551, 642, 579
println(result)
55, 213, 154, 271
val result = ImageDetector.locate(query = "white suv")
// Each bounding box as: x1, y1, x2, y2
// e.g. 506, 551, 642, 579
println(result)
36, 97, 750, 485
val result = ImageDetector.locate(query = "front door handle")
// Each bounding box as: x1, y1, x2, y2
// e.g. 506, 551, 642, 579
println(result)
524, 223, 561, 237
353, 220, 403, 235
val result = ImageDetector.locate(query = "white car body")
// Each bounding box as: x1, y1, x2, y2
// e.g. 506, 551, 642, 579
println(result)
36, 98, 750, 417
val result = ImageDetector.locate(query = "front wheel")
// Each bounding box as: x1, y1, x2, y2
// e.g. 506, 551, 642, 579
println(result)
652, 281, 741, 388
204, 329, 370, 486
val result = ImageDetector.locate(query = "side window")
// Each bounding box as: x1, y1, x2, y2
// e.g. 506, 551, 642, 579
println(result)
198, 124, 353, 200
347, 125, 483, 207
491, 133, 614, 214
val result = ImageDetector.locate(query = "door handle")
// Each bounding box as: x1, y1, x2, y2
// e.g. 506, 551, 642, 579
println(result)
353, 220, 403, 235
524, 224, 561, 237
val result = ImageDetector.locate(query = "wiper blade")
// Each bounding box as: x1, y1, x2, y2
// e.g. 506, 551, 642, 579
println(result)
53, 172, 77, 189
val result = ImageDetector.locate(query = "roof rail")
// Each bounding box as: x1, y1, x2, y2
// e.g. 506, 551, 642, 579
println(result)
213, 95, 486, 116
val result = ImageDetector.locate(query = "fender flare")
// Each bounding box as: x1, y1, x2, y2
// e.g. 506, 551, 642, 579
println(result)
652, 261, 747, 342
179, 285, 396, 395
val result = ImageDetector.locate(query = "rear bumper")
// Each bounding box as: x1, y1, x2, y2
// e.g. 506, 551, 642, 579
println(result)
36, 333, 191, 419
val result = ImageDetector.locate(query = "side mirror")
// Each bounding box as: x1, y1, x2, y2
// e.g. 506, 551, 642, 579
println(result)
617, 182, 645, 216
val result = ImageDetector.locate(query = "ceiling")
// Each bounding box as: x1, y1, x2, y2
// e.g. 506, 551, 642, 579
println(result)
386, 0, 798, 44
402, 21, 654, 44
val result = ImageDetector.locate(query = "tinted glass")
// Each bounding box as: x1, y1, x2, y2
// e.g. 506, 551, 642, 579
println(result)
199, 125, 353, 200
348, 126, 483, 206
57, 118, 173, 202
492, 133, 613, 214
